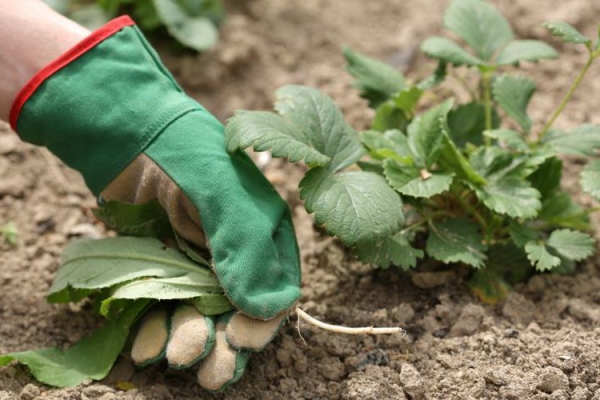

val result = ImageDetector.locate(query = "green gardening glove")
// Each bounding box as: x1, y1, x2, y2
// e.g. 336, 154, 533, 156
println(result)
10, 16, 301, 391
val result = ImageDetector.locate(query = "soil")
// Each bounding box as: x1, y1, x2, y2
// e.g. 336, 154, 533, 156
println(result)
2, 0, 600, 399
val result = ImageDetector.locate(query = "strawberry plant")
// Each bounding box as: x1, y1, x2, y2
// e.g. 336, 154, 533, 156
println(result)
225, 0, 600, 302
44, 0, 225, 51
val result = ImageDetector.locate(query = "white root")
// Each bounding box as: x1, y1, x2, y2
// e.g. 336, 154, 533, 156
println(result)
295, 307, 406, 336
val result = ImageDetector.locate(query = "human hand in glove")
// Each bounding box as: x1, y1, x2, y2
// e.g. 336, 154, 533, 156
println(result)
4, 7, 301, 391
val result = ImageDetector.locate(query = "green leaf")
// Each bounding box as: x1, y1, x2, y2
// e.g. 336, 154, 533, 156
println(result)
342, 46, 406, 108
484, 129, 529, 152
508, 222, 539, 247
225, 111, 331, 166
437, 129, 487, 185
189, 293, 235, 316
469, 146, 514, 178
581, 160, 600, 200
371, 100, 410, 132
543, 125, 600, 156
153, 0, 219, 51
538, 193, 590, 230
468, 268, 511, 304
101, 275, 232, 316
1, 221, 17, 246
49, 237, 218, 303
0, 300, 149, 387
420, 37, 484, 66
527, 157, 562, 198
495, 40, 558, 65
474, 178, 541, 218
547, 229, 595, 261
354, 232, 424, 270
361, 129, 412, 161
443, 0, 513, 61
447, 102, 499, 148
384, 159, 454, 198
487, 243, 533, 284
426, 218, 487, 268
275, 85, 365, 171
299, 168, 404, 246
543, 21, 592, 45
93, 200, 172, 239
407, 100, 453, 168
525, 241, 561, 271
393, 87, 423, 114
493, 75, 536, 132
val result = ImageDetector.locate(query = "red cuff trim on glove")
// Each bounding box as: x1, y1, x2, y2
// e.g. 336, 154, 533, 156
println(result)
9, 15, 135, 130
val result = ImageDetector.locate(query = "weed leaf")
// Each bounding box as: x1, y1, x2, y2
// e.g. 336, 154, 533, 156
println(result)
543, 21, 592, 45
384, 159, 454, 198
543, 125, 600, 156
525, 241, 561, 271
547, 229, 595, 261
92, 200, 172, 239
355, 232, 424, 270
342, 46, 406, 108
495, 40, 558, 65
427, 218, 487, 268
0, 300, 149, 387
443, 0, 513, 61
581, 160, 600, 200
49, 237, 220, 303
275, 85, 366, 171
299, 168, 404, 245
493, 75, 536, 132
421, 37, 484, 66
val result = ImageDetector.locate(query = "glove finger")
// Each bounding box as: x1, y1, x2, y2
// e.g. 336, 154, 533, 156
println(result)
131, 306, 169, 366
226, 311, 286, 351
197, 315, 250, 392
166, 304, 215, 369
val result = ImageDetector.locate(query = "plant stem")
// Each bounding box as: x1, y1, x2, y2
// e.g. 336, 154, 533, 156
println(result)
482, 71, 494, 138
454, 193, 488, 231
296, 308, 405, 335
538, 49, 598, 141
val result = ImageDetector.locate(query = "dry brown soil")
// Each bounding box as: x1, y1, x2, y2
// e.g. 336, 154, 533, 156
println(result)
3, 0, 600, 399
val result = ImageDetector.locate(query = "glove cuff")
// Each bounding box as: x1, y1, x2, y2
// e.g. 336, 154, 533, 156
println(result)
10, 16, 219, 195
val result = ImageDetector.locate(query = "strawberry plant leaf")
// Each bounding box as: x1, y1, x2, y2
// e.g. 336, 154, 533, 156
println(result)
443, 0, 513, 61
421, 37, 484, 66
543, 125, 600, 156
474, 177, 541, 218
355, 232, 424, 270
48, 237, 219, 303
153, 0, 219, 51
495, 40, 558, 65
447, 102, 499, 148
0, 299, 149, 387
342, 46, 406, 108
427, 218, 487, 268
538, 193, 590, 230
372, 100, 410, 132
484, 129, 528, 152
487, 243, 533, 284
225, 110, 332, 166
468, 267, 511, 304
543, 21, 592, 45
407, 100, 453, 168
527, 157, 562, 198
547, 229, 595, 261
361, 130, 412, 161
525, 241, 561, 271
274, 85, 365, 172
437, 128, 487, 185
384, 159, 454, 198
101, 274, 232, 316
299, 168, 404, 246
508, 222, 539, 247
581, 160, 600, 200
493, 74, 536, 132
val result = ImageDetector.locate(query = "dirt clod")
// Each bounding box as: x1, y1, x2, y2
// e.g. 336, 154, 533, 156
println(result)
448, 304, 485, 337
399, 363, 425, 399
537, 367, 570, 394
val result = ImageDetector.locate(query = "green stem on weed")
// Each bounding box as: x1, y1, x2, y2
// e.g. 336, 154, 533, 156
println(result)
482, 70, 494, 136
538, 47, 599, 141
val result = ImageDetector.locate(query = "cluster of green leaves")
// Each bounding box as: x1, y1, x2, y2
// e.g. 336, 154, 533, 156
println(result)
0, 201, 229, 387
225, 0, 600, 302
44, 0, 225, 51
